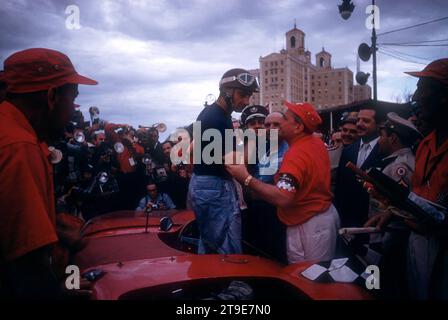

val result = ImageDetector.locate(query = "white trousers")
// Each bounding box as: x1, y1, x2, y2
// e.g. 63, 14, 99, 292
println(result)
286, 204, 340, 264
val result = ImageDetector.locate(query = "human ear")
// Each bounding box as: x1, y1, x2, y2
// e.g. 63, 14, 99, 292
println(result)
294, 122, 303, 135
391, 132, 399, 145
47, 87, 57, 111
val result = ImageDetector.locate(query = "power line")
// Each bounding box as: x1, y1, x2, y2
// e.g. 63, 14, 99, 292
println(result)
378, 48, 424, 64
380, 44, 448, 47
378, 38, 448, 45
379, 49, 427, 66
377, 16, 448, 37
378, 46, 433, 61
378, 49, 428, 65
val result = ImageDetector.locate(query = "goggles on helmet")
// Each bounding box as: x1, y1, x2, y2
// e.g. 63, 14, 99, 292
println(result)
219, 72, 259, 88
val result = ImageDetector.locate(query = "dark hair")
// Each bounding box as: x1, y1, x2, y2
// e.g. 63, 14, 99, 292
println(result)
162, 140, 174, 147
382, 126, 416, 148
148, 127, 158, 135
92, 131, 104, 141
359, 107, 385, 125
146, 180, 157, 188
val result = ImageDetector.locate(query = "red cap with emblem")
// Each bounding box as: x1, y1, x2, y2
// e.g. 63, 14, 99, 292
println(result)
284, 100, 322, 133
2, 48, 97, 93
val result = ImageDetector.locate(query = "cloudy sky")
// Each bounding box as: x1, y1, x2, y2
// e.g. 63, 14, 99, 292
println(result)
1, 0, 447, 137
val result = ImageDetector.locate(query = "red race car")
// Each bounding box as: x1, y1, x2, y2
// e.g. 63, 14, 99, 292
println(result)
71, 210, 372, 300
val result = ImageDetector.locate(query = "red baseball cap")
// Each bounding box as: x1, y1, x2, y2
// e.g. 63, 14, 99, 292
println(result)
2, 48, 97, 93
405, 58, 448, 86
284, 100, 322, 132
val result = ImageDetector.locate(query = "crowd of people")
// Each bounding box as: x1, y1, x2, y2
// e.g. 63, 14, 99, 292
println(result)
51, 106, 191, 221
0, 47, 447, 299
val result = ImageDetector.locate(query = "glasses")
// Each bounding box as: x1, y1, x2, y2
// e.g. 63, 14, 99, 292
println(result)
220, 73, 259, 88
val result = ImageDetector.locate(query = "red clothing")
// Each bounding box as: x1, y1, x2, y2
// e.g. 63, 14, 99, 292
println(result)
104, 123, 144, 173
104, 123, 125, 144
0, 102, 58, 261
116, 143, 144, 173
412, 130, 448, 205
277, 135, 333, 226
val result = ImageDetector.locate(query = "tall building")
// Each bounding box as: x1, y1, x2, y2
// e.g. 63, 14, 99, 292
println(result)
253, 24, 371, 112
248, 68, 261, 107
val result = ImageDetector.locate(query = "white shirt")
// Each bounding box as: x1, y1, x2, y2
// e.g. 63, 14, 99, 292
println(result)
356, 137, 379, 167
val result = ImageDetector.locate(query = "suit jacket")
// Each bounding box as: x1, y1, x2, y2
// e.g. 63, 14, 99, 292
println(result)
334, 139, 384, 227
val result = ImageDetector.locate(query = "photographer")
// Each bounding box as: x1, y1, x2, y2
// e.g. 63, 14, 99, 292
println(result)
91, 130, 106, 147
88, 106, 104, 128
105, 122, 145, 209
135, 182, 176, 212
144, 127, 164, 165
91, 139, 119, 176
57, 118, 93, 188
61, 166, 120, 221
105, 122, 144, 174
165, 163, 190, 210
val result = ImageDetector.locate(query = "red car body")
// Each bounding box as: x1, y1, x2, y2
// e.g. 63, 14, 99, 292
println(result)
73, 210, 372, 300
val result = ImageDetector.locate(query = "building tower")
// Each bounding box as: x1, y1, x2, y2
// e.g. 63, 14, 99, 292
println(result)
316, 47, 332, 69
286, 21, 305, 56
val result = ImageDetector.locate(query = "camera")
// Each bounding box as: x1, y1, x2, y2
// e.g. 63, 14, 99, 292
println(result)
114, 126, 129, 135
144, 202, 158, 214
98, 143, 114, 157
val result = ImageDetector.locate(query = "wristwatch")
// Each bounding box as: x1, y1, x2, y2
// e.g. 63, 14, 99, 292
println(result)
244, 175, 253, 187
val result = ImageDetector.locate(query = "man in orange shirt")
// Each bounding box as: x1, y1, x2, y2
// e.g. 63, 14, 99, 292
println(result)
0, 48, 97, 297
226, 101, 340, 263
366, 59, 448, 299
403, 59, 448, 299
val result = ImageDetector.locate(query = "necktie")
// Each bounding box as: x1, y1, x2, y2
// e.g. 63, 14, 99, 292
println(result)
357, 143, 371, 167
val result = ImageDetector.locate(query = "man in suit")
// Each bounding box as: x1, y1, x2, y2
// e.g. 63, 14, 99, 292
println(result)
146, 127, 164, 165
334, 107, 384, 228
